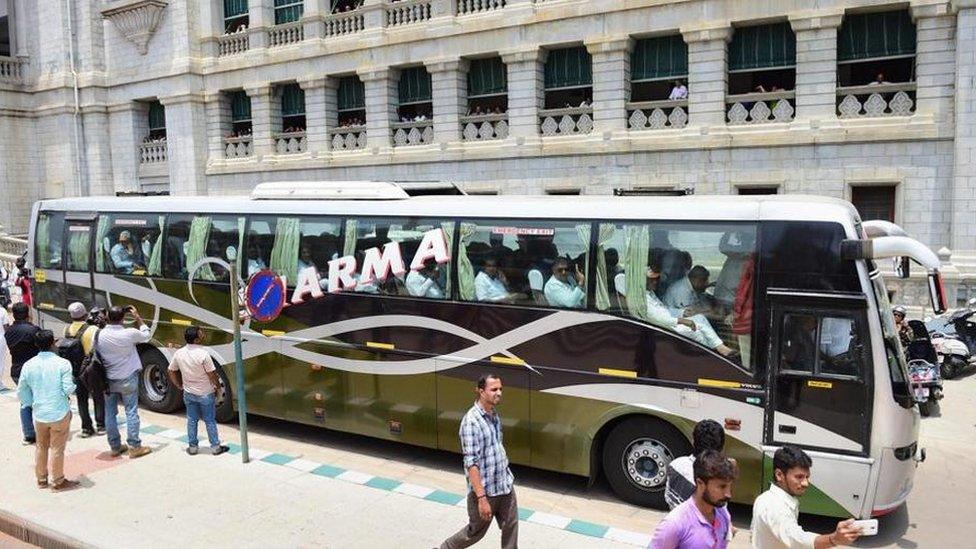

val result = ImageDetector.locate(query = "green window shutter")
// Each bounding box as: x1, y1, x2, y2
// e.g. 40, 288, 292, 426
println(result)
230, 91, 251, 122
545, 46, 592, 90
838, 10, 916, 62
337, 76, 365, 111
274, 0, 304, 24
467, 57, 507, 97
148, 101, 165, 130
398, 67, 432, 104
224, 0, 248, 18
281, 84, 305, 116
728, 22, 796, 72
631, 35, 688, 82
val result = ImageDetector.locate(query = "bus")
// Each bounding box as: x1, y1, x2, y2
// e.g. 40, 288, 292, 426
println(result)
26, 182, 946, 518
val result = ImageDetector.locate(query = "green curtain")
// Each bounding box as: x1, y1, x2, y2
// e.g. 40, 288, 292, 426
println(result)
224, 0, 248, 17
271, 217, 301, 283
440, 222, 455, 296
594, 223, 616, 311
343, 219, 358, 257
624, 224, 650, 321
838, 10, 916, 62
728, 22, 796, 72
631, 35, 688, 82
576, 223, 591, 308
456, 223, 477, 301
68, 230, 90, 271
545, 46, 592, 89
338, 77, 366, 111
237, 216, 246, 278
187, 216, 215, 281
148, 101, 166, 130
36, 215, 50, 266
274, 0, 303, 24
230, 91, 251, 122
468, 57, 507, 97
95, 215, 111, 272
147, 215, 164, 276
398, 67, 432, 104
281, 84, 305, 117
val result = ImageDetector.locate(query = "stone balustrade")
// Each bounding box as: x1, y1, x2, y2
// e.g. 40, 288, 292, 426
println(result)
386, 0, 432, 27
460, 113, 509, 141
0, 56, 24, 84
268, 21, 304, 47
726, 91, 796, 125
836, 83, 916, 119
139, 140, 168, 164
329, 126, 368, 150
627, 100, 689, 130
392, 120, 434, 146
224, 136, 253, 158
218, 31, 250, 57
325, 9, 366, 37
457, 0, 506, 16
539, 106, 594, 136
273, 131, 307, 154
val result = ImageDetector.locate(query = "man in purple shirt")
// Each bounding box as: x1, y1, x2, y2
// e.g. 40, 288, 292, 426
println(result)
650, 450, 736, 549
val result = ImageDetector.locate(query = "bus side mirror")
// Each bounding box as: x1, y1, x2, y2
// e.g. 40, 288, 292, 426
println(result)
928, 271, 948, 315
894, 256, 910, 279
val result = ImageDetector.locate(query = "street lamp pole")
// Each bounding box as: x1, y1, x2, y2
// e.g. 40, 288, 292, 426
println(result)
229, 259, 250, 463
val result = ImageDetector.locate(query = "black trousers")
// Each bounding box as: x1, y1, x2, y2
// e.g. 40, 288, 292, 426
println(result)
76, 379, 105, 432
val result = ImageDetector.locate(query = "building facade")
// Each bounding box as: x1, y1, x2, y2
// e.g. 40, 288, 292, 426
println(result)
1, 0, 975, 304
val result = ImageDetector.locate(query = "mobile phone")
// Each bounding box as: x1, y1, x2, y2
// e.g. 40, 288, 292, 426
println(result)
851, 519, 878, 536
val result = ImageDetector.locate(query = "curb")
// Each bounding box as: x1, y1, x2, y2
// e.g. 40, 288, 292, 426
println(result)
0, 508, 92, 549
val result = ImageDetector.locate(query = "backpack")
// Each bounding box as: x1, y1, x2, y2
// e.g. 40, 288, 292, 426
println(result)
79, 328, 108, 395
57, 324, 91, 378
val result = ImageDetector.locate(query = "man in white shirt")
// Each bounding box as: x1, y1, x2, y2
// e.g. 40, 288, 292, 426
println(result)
751, 446, 861, 549
669, 80, 688, 100
475, 257, 517, 303
406, 258, 445, 298
646, 268, 735, 358
99, 305, 152, 459
663, 265, 715, 316
544, 258, 585, 309
167, 326, 229, 456
246, 244, 268, 277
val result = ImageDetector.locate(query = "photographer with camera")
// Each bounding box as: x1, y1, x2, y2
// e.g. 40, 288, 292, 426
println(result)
60, 302, 104, 437
98, 305, 152, 459
14, 257, 31, 308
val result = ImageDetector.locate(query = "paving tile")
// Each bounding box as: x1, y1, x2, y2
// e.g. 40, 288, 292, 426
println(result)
365, 476, 402, 491
425, 490, 465, 506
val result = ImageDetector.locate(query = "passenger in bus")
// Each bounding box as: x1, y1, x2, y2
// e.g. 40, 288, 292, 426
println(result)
246, 244, 267, 277
140, 231, 154, 261
405, 258, 444, 298
782, 315, 818, 371
475, 257, 519, 303
110, 231, 144, 274
352, 251, 379, 294
646, 267, 736, 358
544, 257, 585, 309
714, 230, 755, 312
663, 265, 718, 317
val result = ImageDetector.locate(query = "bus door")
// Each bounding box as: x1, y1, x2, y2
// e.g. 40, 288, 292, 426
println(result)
62, 215, 99, 309
764, 290, 873, 516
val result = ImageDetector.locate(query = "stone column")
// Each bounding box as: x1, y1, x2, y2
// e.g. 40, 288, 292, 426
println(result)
586, 37, 632, 135
249, 0, 272, 49
951, 0, 976, 252
427, 59, 468, 144
681, 24, 731, 129
12, 0, 29, 58
299, 77, 331, 157
501, 47, 545, 142
303, 0, 327, 40
789, 9, 844, 126
205, 92, 232, 164
107, 103, 145, 193
359, 68, 398, 151
361, 0, 387, 33
912, 1, 956, 128
160, 94, 209, 195
200, 0, 224, 58
323, 76, 339, 144
244, 83, 275, 159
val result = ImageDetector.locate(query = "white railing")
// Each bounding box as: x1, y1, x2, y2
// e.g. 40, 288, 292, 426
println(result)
726, 91, 795, 125
330, 126, 367, 150
457, 0, 506, 15
392, 120, 434, 146
836, 83, 916, 119
627, 100, 688, 130
218, 31, 249, 57
139, 140, 168, 164
386, 0, 432, 27
539, 106, 594, 136
0, 56, 24, 84
273, 131, 307, 154
325, 10, 365, 37
268, 21, 304, 47
460, 113, 509, 141
0, 232, 27, 272
224, 136, 253, 158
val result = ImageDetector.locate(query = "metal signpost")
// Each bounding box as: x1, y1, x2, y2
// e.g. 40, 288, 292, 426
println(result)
228, 260, 250, 463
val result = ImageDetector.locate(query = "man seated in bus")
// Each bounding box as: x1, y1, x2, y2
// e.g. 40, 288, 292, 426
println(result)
782, 315, 818, 371
544, 257, 585, 309
110, 231, 144, 274
406, 258, 444, 298
646, 266, 736, 358
664, 265, 720, 318
246, 244, 268, 277
475, 257, 521, 303
296, 245, 329, 291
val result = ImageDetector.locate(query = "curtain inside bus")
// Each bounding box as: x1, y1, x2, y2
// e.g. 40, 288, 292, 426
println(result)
147, 215, 164, 276
187, 216, 215, 281
270, 217, 301, 283
456, 222, 477, 300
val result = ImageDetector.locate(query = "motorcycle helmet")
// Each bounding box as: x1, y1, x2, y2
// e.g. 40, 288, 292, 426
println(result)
893, 305, 907, 317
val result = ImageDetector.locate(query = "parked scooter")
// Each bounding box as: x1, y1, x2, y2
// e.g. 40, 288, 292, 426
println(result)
905, 320, 944, 417
929, 330, 972, 379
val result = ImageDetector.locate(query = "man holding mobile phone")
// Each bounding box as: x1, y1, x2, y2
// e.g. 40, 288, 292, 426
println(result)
98, 305, 152, 459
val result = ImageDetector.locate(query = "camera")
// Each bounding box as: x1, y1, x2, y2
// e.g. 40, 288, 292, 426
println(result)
87, 307, 106, 328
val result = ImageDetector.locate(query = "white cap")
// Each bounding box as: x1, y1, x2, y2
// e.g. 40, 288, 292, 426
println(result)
68, 302, 87, 320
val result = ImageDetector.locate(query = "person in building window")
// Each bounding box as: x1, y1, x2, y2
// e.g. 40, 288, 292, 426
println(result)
782, 315, 818, 371
668, 80, 688, 101
868, 72, 890, 86
110, 231, 143, 274
544, 257, 585, 309
406, 258, 444, 298
475, 257, 521, 303
646, 266, 736, 358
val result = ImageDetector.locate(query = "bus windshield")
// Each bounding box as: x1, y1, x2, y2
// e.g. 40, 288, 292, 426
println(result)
870, 268, 913, 406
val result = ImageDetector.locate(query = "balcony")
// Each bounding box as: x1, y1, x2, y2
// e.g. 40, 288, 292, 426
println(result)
273, 131, 307, 154
392, 120, 434, 146
0, 56, 25, 85
330, 126, 367, 150
218, 31, 250, 57
457, 0, 506, 16
268, 21, 304, 47
539, 106, 593, 136
138, 139, 167, 177
325, 9, 365, 37
726, 91, 795, 125
627, 100, 688, 131
837, 83, 916, 119
386, 0, 432, 27
460, 113, 508, 141
224, 136, 253, 159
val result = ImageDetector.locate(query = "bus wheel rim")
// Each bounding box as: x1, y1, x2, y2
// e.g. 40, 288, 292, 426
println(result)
142, 363, 166, 402
621, 438, 672, 491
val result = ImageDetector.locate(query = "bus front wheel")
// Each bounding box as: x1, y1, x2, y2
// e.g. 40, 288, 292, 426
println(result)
138, 348, 183, 413
602, 417, 691, 509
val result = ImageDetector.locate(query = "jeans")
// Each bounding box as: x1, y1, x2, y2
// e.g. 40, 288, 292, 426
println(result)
13, 374, 35, 440
76, 378, 106, 432
105, 371, 141, 450
184, 391, 220, 449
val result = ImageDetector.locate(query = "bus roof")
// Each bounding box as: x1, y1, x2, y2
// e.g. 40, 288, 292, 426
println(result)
35, 193, 860, 224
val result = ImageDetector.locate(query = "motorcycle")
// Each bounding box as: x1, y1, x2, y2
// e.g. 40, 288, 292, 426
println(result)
926, 304, 976, 379
929, 330, 971, 379
905, 320, 944, 417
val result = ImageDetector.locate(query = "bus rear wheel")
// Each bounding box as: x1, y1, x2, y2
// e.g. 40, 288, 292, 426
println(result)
138, 348, 183, 413
602, 417, 691, 509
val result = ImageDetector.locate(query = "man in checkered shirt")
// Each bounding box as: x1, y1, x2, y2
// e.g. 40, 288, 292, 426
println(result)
440, 374, 518, 549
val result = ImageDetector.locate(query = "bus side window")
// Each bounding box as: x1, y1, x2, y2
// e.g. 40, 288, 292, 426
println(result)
35, 212, 65, 270
349, 217, 452, 299
66, 225, 91, 272
780, 313, 862, 378
165, 215, 242, 281
244, 218, 273, 278
95, 214, 160, 276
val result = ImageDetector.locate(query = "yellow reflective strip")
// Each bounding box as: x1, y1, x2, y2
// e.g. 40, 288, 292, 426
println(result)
171, 318, 191, 326
262, 329, 285, 336
599, 368, 637, 379
490, 355, 525, 366
807, 380, 833, 389
697, 378, 742, 389
366, 341, 395, 350
38, 302, 55, 310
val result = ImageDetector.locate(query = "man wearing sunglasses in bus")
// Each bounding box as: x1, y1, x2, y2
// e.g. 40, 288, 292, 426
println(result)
544, 257, 585, 308
646, 266, 737, 359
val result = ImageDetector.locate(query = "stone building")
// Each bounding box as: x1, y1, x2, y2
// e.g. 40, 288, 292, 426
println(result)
0, 0, 974, 305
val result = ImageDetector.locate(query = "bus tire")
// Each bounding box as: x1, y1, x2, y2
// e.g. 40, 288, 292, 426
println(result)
214, 365, 235, 424
138, 348, 182, 413
602, 417, 690, 509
